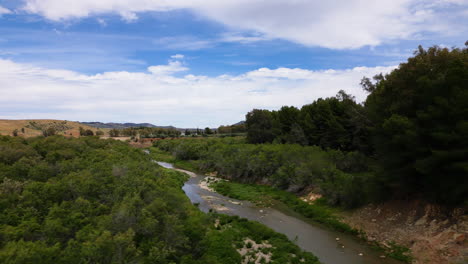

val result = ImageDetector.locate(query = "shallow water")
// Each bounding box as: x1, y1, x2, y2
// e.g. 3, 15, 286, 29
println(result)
157, 161, 402, 264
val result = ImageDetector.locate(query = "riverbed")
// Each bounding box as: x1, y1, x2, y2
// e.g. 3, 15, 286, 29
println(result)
157, 161, 402, 264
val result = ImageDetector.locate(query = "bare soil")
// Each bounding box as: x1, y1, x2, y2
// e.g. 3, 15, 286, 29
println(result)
340, 200, 467, 264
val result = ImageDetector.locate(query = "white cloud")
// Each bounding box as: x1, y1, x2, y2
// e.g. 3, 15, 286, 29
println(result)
0, 5, 11, 15
171, 54, 184, 59
147, 60, 188, 75
20, 0, 468, 49
0, 58, 395, 127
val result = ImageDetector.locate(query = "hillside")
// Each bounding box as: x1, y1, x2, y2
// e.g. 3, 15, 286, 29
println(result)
0, 119, 105, 137
81, 122, 174, 129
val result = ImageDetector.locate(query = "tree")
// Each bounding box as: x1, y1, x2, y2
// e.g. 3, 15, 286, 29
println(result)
109, 129, 120, 137
364, 44, 468, 204
204, 127, 213, 135
245, 109, 277, 143
42, 127, 56, 137
12, 129, 18, 137
96, 130, 104, 136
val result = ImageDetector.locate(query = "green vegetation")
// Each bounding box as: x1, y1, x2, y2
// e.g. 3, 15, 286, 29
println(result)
217, 122, 246, 136
153, 44, 466, 262
152, 140, 412, 262
364, 45, 468, 205
78, 126, 94, 136
204, 214, 319, 264
243, 44, 468, 206
0, 135, 316, 263
154, 138, 376, 208
108, 127, 181, 138
212, 181, 357, 235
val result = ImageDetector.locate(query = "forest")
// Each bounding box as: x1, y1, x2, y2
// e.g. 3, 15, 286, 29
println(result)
0, 135, 317, 263
155, 45, 468, 207
244, 45, 467, 205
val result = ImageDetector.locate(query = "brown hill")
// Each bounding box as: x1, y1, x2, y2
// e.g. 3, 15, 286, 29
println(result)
0, 119, 107, 137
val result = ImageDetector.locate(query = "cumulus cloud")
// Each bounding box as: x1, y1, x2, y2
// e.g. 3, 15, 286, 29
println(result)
0, 5, 11, 15
0, 58, 395, 127
20, 0, 468, 49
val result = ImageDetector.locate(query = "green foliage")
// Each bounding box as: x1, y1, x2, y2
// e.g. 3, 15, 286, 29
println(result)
245, 91, 369, 152
108, 128, 120, 137
217, 123, 246, 135
79, 127, 94, 136
241, 44, 468, 206
202, 214, 319, 264
0, 135, 314, 263
154, 138, 377, 208
364, 45, 468, 204
245, 109, 277, 144
212, 181, 357, 235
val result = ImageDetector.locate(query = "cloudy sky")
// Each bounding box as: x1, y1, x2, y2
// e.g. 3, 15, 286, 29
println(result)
0, 0, 467, 127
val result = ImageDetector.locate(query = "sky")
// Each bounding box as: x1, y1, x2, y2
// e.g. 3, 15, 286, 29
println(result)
0, 0, 467, 128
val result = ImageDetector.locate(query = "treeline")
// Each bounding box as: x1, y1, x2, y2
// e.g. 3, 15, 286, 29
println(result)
108, 127, 181, 138
0, 135, 316, 263
217, 123, 246, 135
244, 45, 467, 205
154, 138, 374, 208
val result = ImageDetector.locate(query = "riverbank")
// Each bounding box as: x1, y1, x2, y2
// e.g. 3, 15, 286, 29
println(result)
210, 180, 412, 263
149, 146, 466, 264
157, 160, 405, 264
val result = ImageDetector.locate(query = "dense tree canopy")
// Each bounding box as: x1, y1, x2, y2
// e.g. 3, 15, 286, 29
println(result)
232, 44, 468, 205
364, 45, 468, 204
0, 135, 316, 263
245, 90, 368, 152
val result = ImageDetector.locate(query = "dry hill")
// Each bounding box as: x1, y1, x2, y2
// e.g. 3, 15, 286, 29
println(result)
0, 119, 107, 137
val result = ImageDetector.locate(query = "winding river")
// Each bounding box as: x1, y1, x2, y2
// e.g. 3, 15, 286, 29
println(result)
157, 161, 402, 264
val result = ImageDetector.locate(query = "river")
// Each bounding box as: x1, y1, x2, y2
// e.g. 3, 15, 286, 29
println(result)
157, 161, 402, 264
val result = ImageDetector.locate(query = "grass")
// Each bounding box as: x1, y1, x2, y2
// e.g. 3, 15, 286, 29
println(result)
212, 181, 413, 263
212, 181, 358, 235
206, 213, 320, 264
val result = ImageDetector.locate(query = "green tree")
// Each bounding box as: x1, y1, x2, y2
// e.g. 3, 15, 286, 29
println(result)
42, 127, 56, 137
204, 127, 213, 135
364, 44, 468, 204
109, 129, 120, 137
79, 127, 85, 136
245, 109, 277, 143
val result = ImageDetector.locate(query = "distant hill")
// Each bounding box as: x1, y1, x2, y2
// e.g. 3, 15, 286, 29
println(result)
0, 119, 103, 137
82, 122, 178, 130
232, 121, 245, 126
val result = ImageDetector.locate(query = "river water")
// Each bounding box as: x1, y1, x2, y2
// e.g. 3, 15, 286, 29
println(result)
157, 161, 402, 264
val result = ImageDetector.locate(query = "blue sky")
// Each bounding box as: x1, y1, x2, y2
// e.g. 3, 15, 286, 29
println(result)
0, 0, 467, 127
